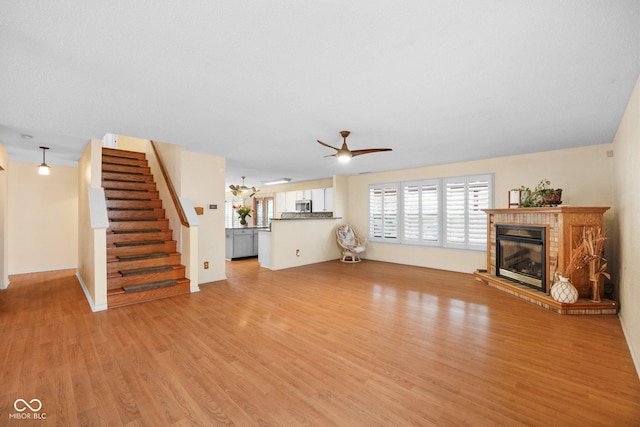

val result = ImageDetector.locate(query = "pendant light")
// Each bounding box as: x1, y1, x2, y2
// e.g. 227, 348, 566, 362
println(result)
38, 146, 50, 175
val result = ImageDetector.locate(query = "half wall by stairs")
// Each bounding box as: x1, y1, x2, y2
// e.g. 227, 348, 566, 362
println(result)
102, 147, 190, 307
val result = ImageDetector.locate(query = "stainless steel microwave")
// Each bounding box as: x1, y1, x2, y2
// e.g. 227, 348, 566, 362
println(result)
295, 200, 312, 212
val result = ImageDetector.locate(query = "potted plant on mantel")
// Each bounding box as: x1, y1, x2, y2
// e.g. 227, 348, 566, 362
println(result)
510, 179, 563, 208
236, 205, 252, 227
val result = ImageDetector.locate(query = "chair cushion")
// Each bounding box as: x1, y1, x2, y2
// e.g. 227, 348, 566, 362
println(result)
337, 225, 356, 246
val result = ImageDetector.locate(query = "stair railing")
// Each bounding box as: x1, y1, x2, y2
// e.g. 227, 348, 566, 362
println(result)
150, 140, 189, 228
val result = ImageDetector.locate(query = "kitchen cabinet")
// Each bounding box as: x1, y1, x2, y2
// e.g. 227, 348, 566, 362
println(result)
276, 192, 296, 214
225, 228, 262, 259
324, 187, 333, 211
311, 188, 325, 211
310, 188, 333, 212
285, 191, 297, 212
276, 192, 286, 214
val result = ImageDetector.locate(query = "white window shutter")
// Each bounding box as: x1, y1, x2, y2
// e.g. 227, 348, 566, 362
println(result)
369, 184, 398, 241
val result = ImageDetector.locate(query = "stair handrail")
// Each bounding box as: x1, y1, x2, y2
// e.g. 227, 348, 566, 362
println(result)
150, 140, 190, 228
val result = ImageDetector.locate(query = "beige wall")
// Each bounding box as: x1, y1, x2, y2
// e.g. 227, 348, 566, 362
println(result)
77, 139, 107, 309
613, 75, 640, 376
347, 143, 614, 274
7, 161, 79, 273
117, 135, 147, 153
333, 175, 349, 220
0, 145, 8, 288
180, 150, 227, 284
148, 141, 186, 249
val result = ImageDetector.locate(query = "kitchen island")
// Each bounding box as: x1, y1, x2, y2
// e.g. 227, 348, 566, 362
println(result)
259, 214, 343, 270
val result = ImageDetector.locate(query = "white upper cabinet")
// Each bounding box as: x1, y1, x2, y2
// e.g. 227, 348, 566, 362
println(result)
324, 187, 334, 212
275, 192, 286, 214
285, 191, 297, 212
311, 188, 325, 211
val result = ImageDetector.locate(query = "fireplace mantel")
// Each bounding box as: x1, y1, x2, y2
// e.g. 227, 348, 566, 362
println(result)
475, 206, 617, 314
483, 206, 610, 216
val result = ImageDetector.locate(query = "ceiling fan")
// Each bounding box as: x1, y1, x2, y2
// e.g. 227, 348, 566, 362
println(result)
229, 176, 260, 198
317, 130, 392, 163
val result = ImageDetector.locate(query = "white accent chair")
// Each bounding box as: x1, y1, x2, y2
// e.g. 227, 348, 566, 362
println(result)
336, 224, 367, 263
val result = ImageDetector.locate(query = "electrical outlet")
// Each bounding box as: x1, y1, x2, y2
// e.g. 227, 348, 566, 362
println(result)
204, 261, 209, 269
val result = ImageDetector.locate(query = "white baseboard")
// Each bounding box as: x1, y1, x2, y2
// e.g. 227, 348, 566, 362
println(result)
1, 279, 9, 290
9, 265, 77, 275
618, 312, 640, 380
76, 272, 108, 312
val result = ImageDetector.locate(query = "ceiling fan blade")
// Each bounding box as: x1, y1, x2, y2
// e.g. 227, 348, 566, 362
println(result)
324, 153, 337, 158
317, 140, 339, 151
350, 148, 393, 157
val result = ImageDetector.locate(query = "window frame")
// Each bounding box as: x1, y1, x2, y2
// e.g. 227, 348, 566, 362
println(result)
368, 173, 493, 251
442, 174, 493, 251
368, 182, 400, 243
400, 178, 442, 247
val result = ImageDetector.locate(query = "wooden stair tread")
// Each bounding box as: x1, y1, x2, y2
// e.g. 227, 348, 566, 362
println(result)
109, 217, 162, 222
116, 252, 170, 262
107, 252, 181, 274
112, 229, 163, 234
123, 279, 178, 293
114, 240, 166, 247
120, 265, 174, 277
107, 279, 190, 308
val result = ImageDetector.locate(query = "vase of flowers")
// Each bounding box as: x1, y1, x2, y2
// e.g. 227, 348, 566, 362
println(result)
551, 227, 610, 303
236, 205, 252, 227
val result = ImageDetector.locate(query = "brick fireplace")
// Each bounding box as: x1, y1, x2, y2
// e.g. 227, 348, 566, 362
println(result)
475, 206, 618, 314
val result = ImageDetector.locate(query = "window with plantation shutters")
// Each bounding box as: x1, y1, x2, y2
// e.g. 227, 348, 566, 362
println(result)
402, 180, 440, 245
369, 184, 398, 241
443, 174, 492, 250
445, 180, 466, 245
368, 174, 492, 250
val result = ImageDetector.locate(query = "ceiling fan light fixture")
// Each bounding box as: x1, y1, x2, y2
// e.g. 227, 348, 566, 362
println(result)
229, 176, 260, 197
38, 146, 50, 175
337, 152, 352, 163
317, 130, 391, 163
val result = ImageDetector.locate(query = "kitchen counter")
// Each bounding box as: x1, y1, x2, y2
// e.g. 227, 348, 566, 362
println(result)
276, 212, 339, 220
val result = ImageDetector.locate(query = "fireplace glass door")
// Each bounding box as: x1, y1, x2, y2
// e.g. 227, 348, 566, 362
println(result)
496, 225, 545, 290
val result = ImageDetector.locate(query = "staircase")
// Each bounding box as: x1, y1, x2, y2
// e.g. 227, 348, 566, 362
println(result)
102, 147, 190, 308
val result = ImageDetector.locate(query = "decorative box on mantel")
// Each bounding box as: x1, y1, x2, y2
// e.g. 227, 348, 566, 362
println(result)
474, 206, 618, 314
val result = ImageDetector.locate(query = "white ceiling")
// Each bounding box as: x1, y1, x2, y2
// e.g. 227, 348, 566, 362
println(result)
1, 1, 638, 189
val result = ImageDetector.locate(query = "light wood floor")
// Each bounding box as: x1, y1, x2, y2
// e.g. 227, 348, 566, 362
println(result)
1, 260, 639, 426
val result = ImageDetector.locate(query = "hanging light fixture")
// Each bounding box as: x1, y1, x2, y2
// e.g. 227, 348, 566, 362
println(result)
229, 176, 260, 198
38, 146, 50, 175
